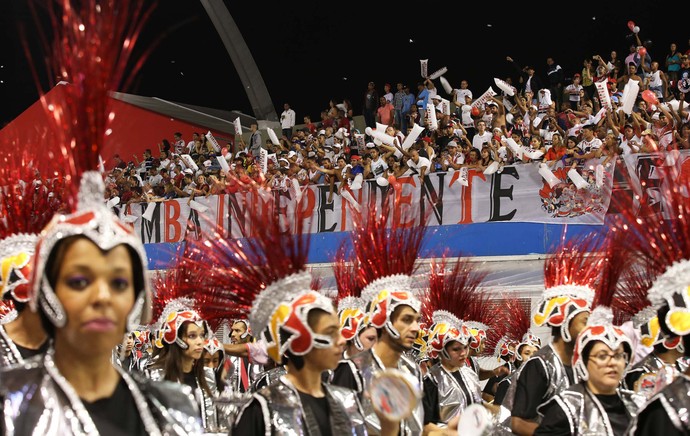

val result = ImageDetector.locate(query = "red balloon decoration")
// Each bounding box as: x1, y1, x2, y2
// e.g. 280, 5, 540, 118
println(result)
638, 47, 647, 57
641, 90, 659, 106
471, 106, 480, 117
627, 20, 635, 32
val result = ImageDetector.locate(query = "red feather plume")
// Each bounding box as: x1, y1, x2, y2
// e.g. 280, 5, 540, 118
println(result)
608, 161, 690, 280
422, 256, 488, 325
21, 0, 155, 201
332, 239, 362, 304
350, 197, 428, 287
177, 186, 312, 323
543, 231, 606, 290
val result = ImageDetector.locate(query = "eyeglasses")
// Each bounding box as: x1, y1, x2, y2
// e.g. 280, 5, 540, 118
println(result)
590, 351, 628, 365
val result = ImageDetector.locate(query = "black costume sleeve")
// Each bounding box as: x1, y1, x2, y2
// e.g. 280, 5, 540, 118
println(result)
232, 398, 266, 436
533, 398, 571, 436
422, 376, 440, 425
511, 358, 548, 420
330, 361, 360, 392
632, 398, 685, 436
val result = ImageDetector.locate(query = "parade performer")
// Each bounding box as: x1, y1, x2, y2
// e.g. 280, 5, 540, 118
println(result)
330, 200, 427, 435
535, 306, 643, 435
0, 0, 203, 432
421, 257, 489, 427
507, 234, 599, 435
178, 193, 395, 434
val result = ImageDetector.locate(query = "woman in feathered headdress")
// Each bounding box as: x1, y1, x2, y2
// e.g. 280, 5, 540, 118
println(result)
421, 257, 490, 428
507, 233, 601, 435
145, 265, 219, 432
179, 193, 397, 435
535, 232, 645, 436
0, 2, 203, 434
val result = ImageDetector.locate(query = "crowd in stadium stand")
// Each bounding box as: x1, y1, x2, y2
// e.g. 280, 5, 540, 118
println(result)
101, 37, 690, 206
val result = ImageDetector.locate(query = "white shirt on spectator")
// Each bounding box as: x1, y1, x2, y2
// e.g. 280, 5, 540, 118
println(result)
148, 174, 163, 187
280, 108, 296, 130
619, 133, 642, 155
370, 157, 388, 178
577, 137, 602, 154
472, 131, 493, 151
406, 157, 431, 174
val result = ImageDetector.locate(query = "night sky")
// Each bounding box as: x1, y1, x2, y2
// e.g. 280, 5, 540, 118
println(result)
1, 1, 686, 127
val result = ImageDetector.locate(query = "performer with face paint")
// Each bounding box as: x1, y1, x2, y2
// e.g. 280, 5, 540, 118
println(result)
0, 173, 202, 435
0, 1, 203, 433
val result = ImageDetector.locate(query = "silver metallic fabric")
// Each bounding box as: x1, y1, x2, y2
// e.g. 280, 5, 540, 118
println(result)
227, 355, 263, 392
251, 365, 287, 391
346, 349, 424, 435
538, 382, 645, 435
629, 373, 690, 433
501, 343, 575, 423
0, 349, 202, 435
236, 375, 367, 436
146, 366, 219, 432
0, 325, 23, 368
425, 363, 482, 424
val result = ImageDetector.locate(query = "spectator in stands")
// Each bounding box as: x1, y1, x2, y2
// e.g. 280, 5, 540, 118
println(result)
186, 132, 200, 154
280, 103, 296, 140
546, 57, 565, 109
376, 96, 395, 127
363, 82, 378, 129
472, 120, 493, 151
393, 83, 405, 130
401, 84, 416, 134
544, 133, 566, 162
173, 132, 185, 154
249, 122, 263, 160
303, 115, 317, 135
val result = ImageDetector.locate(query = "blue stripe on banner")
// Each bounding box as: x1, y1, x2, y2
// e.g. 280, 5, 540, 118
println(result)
144, 222, 609, 270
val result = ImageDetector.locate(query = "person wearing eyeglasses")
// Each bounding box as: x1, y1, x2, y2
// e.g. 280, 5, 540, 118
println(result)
534, 307, 644, 436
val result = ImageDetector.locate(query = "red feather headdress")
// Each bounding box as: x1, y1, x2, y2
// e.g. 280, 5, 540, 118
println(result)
178, 188, 333, 364
608, 162, 690, 338
332, 240, 367, 347
423, 256, 487, 358
533, 232, 602, 342
352, 199, 428, 338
